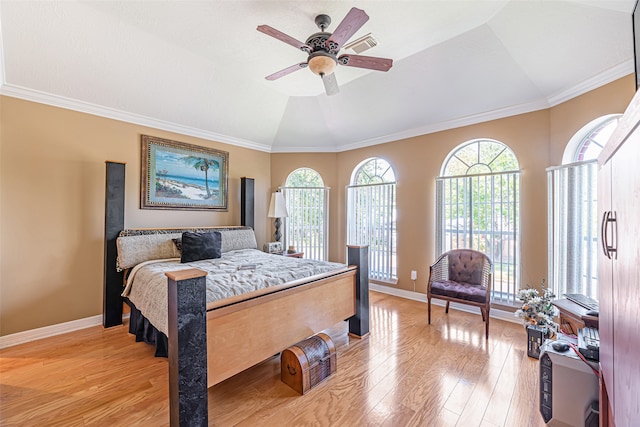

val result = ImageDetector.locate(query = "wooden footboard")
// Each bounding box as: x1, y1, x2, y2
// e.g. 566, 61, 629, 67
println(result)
205, 267, 357, 387
166, 246, 369, 425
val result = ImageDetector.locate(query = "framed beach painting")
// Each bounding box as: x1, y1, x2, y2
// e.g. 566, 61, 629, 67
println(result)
140, 135, 228, 210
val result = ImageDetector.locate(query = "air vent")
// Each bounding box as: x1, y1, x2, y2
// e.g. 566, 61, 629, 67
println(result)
343, 33, 378, 54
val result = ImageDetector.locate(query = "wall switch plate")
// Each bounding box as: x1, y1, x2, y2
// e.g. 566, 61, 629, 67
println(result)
411, 270, 417, 280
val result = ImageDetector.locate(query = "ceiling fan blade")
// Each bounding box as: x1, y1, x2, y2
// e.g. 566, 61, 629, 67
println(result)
265, 63, 308, 81
338, 54, 393, 72
257, 25, 311, 53
322, 73, 339, 96
327, 7, 369, 51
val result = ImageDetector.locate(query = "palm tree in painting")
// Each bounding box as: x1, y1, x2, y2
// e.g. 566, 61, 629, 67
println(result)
182, 156, 219, 199
157, 169, 169, 184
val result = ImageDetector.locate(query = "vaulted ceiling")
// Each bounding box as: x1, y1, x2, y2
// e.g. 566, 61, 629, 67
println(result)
0, 1, 635, 152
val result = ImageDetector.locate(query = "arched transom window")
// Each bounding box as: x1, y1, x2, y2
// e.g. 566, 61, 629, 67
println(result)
563, 114, 621, 163
437, 139, 521, 303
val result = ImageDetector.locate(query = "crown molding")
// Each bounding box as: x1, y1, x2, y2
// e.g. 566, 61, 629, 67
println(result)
335, 66, 634, 153
1, 65, 633, 155
270, 144, 341, 153
0, 83, 272, 153
270, 98, 551, 153
547, 60, 634, 106
335, 98, 551, 152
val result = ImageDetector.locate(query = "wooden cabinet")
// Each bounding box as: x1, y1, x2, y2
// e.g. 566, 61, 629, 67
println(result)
598, 159, 615, 426
598, 90, 640, 427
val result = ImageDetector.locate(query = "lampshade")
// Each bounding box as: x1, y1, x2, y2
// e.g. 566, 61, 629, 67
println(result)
308, 53, 337, 76
268, 191, 288, 218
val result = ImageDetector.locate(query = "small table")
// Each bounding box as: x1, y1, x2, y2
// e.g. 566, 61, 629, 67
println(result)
552, 298, 599, 335
282, 252, 303, 258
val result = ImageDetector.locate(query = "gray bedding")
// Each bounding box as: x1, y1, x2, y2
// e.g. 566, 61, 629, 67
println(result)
122, 248, 345, 336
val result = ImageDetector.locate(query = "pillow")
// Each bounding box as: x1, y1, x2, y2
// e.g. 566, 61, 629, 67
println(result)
181, 231, 222, 263
172, 237, 182, 252
219, 228, 258, 252
116, 233, 181, 270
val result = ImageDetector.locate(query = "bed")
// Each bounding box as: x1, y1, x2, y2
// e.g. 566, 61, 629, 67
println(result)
109, 226, 366, 387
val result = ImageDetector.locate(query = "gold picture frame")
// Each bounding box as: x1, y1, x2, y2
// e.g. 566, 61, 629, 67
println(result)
141, 135, 228, 211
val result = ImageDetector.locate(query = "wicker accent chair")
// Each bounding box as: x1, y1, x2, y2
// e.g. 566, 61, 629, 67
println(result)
427, 249, 493, 339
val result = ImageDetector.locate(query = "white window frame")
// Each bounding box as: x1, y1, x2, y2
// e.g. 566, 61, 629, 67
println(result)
346, 158, 397, 284
436, 139, 521, 304
281, 168, 329, 261
547, 114, 621, 300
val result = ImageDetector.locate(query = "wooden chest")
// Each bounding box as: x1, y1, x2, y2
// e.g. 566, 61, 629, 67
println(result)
281, 333, 336, 394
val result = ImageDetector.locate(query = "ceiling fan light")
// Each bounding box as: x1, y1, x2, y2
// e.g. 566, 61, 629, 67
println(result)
308, 54, 337, 76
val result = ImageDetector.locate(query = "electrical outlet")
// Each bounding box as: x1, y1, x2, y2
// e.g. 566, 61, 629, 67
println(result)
411, 270, 417, 281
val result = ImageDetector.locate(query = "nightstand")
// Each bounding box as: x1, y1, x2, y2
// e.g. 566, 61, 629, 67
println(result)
282, 252, 303, 258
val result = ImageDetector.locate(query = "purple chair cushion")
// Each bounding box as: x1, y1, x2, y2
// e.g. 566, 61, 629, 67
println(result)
430, 280, 487, 304
448, 250, 485, 286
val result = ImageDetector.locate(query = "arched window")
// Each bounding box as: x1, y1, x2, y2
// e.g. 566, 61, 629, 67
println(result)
562, 114, 621, 163
347, 158, 397, 283
437, 139, 521, 303
548, 114, 621, 301
282, 168, 329, 261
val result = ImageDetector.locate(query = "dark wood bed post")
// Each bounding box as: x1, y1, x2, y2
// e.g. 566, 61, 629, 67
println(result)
347, 245, 369, 338
103, 161, 125, 328
240, 177, 254, 230
166, 269, 208, 426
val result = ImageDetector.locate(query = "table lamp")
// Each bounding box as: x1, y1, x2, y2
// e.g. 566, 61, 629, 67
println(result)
268, 191, 288, 242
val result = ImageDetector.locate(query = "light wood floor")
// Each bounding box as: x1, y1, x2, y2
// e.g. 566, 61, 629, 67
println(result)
1, 292, 545, 426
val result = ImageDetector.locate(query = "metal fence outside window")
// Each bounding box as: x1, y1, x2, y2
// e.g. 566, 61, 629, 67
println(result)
282, 186, 329, 261
347, 182, 397, 283
436, 171, 521, 304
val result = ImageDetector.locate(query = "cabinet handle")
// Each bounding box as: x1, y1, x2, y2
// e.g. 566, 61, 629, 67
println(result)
607, 211, 617, 259
602, 211, 618, 260
601, 211, 609, 257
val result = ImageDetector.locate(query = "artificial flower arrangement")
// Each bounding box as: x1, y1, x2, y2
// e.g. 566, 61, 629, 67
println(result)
515, 279, 558, 332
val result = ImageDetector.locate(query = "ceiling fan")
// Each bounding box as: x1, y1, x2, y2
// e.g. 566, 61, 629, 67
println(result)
257, 7, 393, 96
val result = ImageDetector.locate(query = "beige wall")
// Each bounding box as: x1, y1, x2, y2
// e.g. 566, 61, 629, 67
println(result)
0, 97, 271, 335
1, 75, 634, 336
272, 75, 635, 295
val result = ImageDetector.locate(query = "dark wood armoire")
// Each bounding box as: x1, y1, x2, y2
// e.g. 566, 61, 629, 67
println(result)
598, 88, 640, 427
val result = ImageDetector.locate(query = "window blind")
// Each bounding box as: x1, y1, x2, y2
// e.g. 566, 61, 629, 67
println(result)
346, 182, 397, 283
282, 186, 329, 261
546, 160, 598, 299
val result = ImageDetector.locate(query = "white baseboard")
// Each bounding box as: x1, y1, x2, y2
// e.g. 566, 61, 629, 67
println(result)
369, 283, 520, 325
1, 285, 518, 350
0, 314, 129, 349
